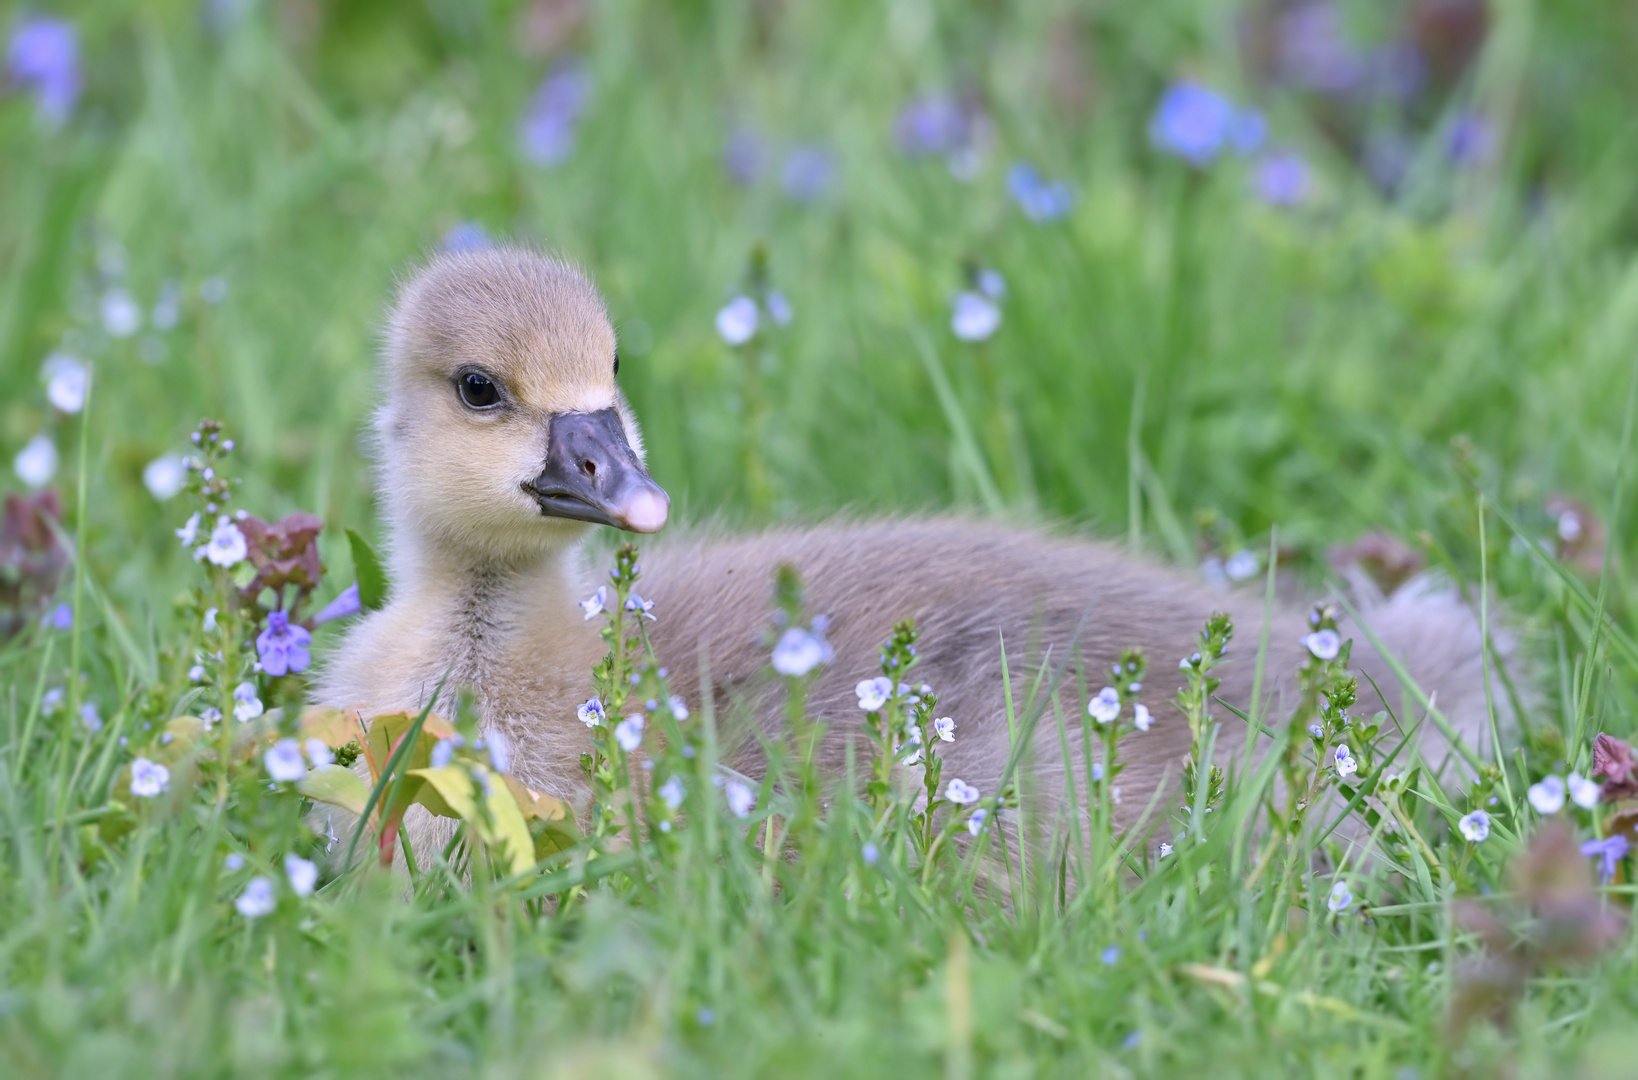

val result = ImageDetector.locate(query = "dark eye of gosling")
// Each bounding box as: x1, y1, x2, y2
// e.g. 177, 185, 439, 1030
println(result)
457, 371, 501, 409
613, 352, 620, 377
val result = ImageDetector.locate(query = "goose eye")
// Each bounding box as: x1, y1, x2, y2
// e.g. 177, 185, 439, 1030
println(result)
457, 371, 500, 409
613, 352, 620, 377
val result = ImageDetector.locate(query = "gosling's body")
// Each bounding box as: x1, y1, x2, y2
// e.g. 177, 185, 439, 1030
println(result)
320, 247, 1502, 826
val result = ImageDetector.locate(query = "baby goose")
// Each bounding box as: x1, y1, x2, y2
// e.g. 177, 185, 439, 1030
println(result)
321, 247, 1505, 826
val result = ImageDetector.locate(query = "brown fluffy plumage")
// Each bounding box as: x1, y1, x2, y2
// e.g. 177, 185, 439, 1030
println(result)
320, 247, 1507, 831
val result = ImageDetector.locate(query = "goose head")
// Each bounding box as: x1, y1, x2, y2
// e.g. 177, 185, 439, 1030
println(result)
377, 247, 668, 567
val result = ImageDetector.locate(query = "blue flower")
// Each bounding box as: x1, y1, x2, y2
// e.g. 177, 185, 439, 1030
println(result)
772, 625, 832, 677
42, 602, 71, 631
235, 876, 275, 918
442, 222, 491, 254
1255, 154, 1312, 207
1446, 112, 1495, 168
1006, 163, 1074, 222
781, 144, 835, 201
311, 583, 362, 627
519, 60, 591, 167
945, 778, 979, 805
7, 17, 80, 127
1327, 878, 1353, 913
1101, 945, 1120, 965
256, 610, 312, 677
1458, 809, 1490, 843
722, 126, 766, 185
894, 94, 969, 156
1149, 82, 1239, 166
1582, 834, 1629, 883
950, 292, 1000, 342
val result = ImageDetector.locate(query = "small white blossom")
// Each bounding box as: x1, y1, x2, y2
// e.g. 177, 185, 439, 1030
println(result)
285, 854, 318, 897
1333, 744, 1358, 779
176, 512, 201, 546
1088, 687, 1121, 724
724, 778, 755, 818
715, 295, 759, 345
614, 714, 644, 752
1158, 842, 1173, 858
1327, 879, 1353, 914
1302, 629, 1341, 661
13, 434, 57, 488
101, 288, 143, 337
579, 586, 608, 620
202, 607, 218, 632
1132, 703, 1153, 732
1527, 775, 1566, 815
945, 778, 980, 805
264, 739, 306, 782
625, 593, 656, 621
967, 807, 989, 835
430, 739, 455, 768
80, 703, 102, 732
129, 757, 170, 797
933, 716, 956, 742
977, 268, 1006, 299
42, 353, 88, 413
203, 519, 247, 567
304, 739, 334, 768
902, 724, 924, 766
765, 291, 793, 326
772, 626, 832, 677
1458, 810, 1490, 842
668, 695, 689, 720
659, 775, 685, 810
950, 291, 1001, 342
233, 682, 263, 722
578, 697, 605, 726
235, 876, 276, 918
224, 853, 245, 871
1224, 549, 1259, 582
1568, 772, 1600, 810
142, 454, 186, 500
855, 677, 893, 711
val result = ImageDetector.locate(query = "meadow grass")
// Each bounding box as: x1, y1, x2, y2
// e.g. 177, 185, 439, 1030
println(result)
6, 2, 1638, 1076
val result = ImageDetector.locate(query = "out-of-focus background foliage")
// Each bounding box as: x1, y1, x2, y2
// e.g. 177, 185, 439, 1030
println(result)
6, 0, 1636, 619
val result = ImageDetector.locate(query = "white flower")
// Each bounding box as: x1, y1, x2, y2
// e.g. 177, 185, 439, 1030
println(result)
42, 353, 88, 413
1568, 772, 1601, 810
614, 714, 644, 752
235, 876, 276, 918
933, 716, 956, 742
715, 295, 759, 345
285, 854, 318, 897
1158, 842, 1173, 858
1133, 703, 1153, 732
1087, 687, 1121, 724
1224, 549, 1259, 582
233, 682, 263, 722
579, 586, 608, 620
142, 454, 186, 500
724, 778, 755, 818
129, 757, 170, 797
1527, 775, 1566, 815
950, 291, 1000, 342
902, 724, 924, 766
80, 703, 102, 732
659, 775, 685, 810
1458, 809, 1490, 842
202, 607, 218, 632
264, 738, 306, 782
1302, 629, 1341, 661
100, 288, 143, 337
176, 512, 201, 546
772, 626, 832, 677
668, 695, 690, 720
861, 841, 879, 864
945, 778, 980, 805
13, 434, 57, 488
624, 593, 656, 621
577, 697, 605, 726
224, 853, 245, 871
304, 738, 334, 768
1333, 744, 1358, 778
1327, 879, 1353, 914
200, 707, 222, 727
977, 268, 1006, 299
42, 686, 64, 714
204, 519, 247, 567
967, 807, 989, 836
855, 677, 893, 711
765, 291, 793, 326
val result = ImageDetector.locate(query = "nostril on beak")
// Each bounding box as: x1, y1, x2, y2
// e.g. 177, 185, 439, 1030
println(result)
580, 459, 597, 478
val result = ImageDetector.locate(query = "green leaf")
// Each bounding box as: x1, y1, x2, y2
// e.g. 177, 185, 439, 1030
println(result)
297, 765, 372, 817
346, 528, 389, 611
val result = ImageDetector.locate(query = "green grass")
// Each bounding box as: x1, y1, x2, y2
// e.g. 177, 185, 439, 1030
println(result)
7, 1, 1638, 1076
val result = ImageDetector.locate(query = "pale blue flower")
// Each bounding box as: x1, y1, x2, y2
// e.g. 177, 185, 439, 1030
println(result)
79, 703, 101, 732
235, 876, 275, 918
724, 778, 755, 818
659, 775, 685, 810
1528, 775, 1565, 815
668, 695, 690, 720
224, 853, 245, 871
895, 94, 969, 156
577, 697, 605, 727
42, 353, 87, 413
1254, 154, 1312, 207
442, 222, 491, 254
614, 714, 644, 752
624, 593, 656, 621
7, 17, 80, 126
1224, 549, 1260, 582
430, 738, 454, 768
579, 585, 609, 620
862, 840, 879, 863
950, 292, 1000, 342
143, 454, 186, 500
311, 583, 361, 627
176, 512, 201, 547
264, 738, 306, 782
1006, 163, 1074, 221
1158, 842, 1173, 858
1101, 945, 1120, 965
933, 716, 955, 742
1133, 703, 1153, 732
285, 853, 318, 897
780, 144, 834, 201
764, 291, 793, 327
1088, 687, 1121, 724
204, 519, 247, 567
13, 434, 56, 488
304, 738, 334, 768
856, 676, 893, 711
1149, 82, 1238, 166
772, 626, 832, 676
130, 757, 170, 797
945, 778, 979, 805
1327, 879, 1353, 913
1568, 772, 1600, 810
1333, 744, 1358, 778
101, 289, 142, 337
1457, 809, 1490, 842
1302, 629, 1340, 660
966, 808, 988, 836
233, 681, 263, 722
519, 60, 591, 167
715, 296, 759, 345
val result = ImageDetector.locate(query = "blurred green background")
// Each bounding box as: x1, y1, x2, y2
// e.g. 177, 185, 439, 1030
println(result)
4, 0, 1636, 621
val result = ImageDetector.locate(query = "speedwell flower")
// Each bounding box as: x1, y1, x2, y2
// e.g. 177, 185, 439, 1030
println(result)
950, 292, 1000, 342
264, 739, 306, 782
1582, 834, 1629, 883
715, 296, 759, 345
724, 778, 755, 818
772, 625, 832, 677
42, 353, 87, 413
176, 512, 201, 546
1302, 629, 1341, 660
945, 778, 979, 805
1327, 879, 1353, 914
13, 434, 57, 488
1458, 809, 1491, 842
579, 585, 608, 619
235, 876, 275, 918
1133, 703, 1153, 731
577, 697, 605, 726
1568, 772, 1601, 810
1088, 687, 1121, 724
614, 714, 644, 752
1333, 744, 1358, 778
624, 593, 656, 621
130, 757, 170, 797
856, 677, 893, 711
285, 854, 318, 897
1528, 775, 1566, 815
659, 775, 685, 810
203, 519, 247, 567
933, 716, 956, 742
256, 611, 312, 676
233, 682, 263, 723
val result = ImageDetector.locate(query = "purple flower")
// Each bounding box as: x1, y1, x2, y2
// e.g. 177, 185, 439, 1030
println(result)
311, 583, 361, 627
1581, 834, 1629, 883
1447, 112, 1495, 168
1006, 163, 1074, 222
519, 60, 591, 167
722, 127, 766, 185
255, 611, 311, 676
1276, 3, 1367, 94
42, 602, 71, 631
442, 222, 491, 254
781, 144, 835, 201
1149, 82, 1238, 166
7, 17, 80, 127
1255, 154, 1312, 207
894, 94, 969, 156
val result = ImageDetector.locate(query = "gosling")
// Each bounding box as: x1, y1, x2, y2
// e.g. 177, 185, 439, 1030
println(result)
319, 246, 1508, 826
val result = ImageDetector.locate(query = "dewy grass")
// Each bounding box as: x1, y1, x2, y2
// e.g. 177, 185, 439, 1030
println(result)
6, 2, 1638, 1076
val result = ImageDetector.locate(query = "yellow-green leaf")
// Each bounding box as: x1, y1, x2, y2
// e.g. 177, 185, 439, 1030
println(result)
408, 765, 535, 877
297, 765, 372, 817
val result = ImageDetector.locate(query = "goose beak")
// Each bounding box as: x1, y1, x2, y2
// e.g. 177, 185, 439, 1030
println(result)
523, 409, 670, 534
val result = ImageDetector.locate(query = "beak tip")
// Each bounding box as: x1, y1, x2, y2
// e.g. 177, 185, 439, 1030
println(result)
618, 487, 670, 534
